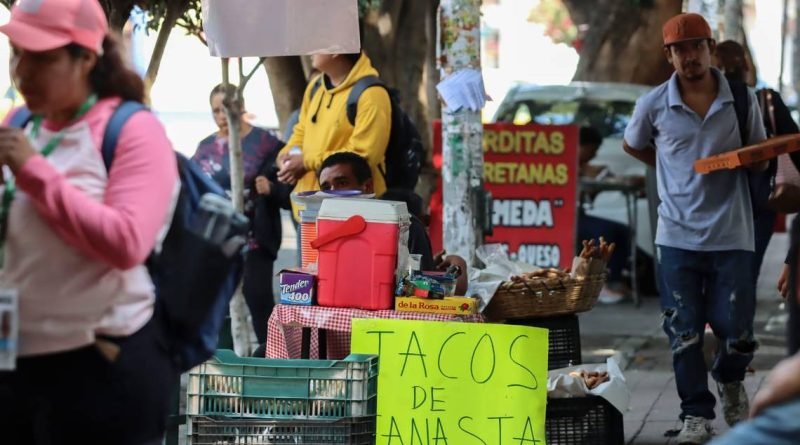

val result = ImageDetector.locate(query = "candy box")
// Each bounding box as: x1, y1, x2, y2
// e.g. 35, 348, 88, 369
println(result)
394, 296, 478, 315
278, 270, 316, 305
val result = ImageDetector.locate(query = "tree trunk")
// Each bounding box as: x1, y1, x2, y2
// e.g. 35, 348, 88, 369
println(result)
145, 0, 186, 86
361, 0, 434, 160
795, 0, 800, 97
723, 0, 745, 43
563, 0, 682, 86
98, 0, 136, 32
264, 57, 308, 135
416, 0, 442, 204
221, 60, 255, 356
425, 0, 442, 149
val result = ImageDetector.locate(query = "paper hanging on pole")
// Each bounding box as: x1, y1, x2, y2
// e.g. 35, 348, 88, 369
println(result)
436, 68, 489, 112
202, 0, 361, 57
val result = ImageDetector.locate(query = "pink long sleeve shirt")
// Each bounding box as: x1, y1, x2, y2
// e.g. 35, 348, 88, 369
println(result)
0, 97, 178, 356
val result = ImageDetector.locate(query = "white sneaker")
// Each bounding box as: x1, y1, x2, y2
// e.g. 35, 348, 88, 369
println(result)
676, 416, 713, 444
597, 286, 625, 304
717, 381, 749, 426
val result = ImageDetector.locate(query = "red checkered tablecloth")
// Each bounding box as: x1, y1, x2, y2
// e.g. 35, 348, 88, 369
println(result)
265, 304, 485, 359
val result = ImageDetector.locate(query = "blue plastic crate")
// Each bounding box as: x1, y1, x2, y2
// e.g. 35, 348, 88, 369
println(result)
187, 350, 378, 420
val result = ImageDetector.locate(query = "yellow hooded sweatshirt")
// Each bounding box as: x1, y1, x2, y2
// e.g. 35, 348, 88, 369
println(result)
282, 53, 391, 219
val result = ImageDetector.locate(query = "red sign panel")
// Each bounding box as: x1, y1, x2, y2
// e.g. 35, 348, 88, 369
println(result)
431, 122, 578, 269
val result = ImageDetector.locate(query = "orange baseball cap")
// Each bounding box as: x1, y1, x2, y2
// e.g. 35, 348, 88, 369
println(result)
662, 13, 712, 46
0, 0, 108, 54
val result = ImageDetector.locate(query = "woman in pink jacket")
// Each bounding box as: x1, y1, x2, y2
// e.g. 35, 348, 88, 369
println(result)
0, 1, 179, 443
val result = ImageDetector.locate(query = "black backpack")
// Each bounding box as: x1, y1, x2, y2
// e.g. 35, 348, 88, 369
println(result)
728, 79, 777, 214
311, 76, 424, 190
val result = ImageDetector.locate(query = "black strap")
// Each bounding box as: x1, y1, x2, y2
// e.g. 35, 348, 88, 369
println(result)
8, 107, 32, 129
346, 76, 385, 125
101, 101, 148, 170
6, 102, 147, 171
309, 76, 323, 101
728, 79, 750, 146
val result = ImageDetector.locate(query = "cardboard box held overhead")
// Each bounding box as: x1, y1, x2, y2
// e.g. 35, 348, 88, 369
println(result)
694, 134, 800, 174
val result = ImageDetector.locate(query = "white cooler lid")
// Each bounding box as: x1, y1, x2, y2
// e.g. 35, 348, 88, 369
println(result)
318, 198, 409, 223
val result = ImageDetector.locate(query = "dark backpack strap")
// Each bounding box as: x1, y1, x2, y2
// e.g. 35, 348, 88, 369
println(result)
309, 76, 323, 101
728, 79, 750, 146
101, 101, 148, 170
346, 76, 385, 125
8, 107, 32, 129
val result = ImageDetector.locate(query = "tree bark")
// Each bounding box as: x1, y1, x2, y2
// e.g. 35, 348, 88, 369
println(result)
795, 0, 800, 97
264, 57, 308, 135
416, 0, 442, 204
425, 0, 442, 146
98, 0, 137, 32
723, 0, 745, 43
361, 0, 434, 160
221, 59, 255, 356
563, 0, 682, 86
145, 0, 186, 86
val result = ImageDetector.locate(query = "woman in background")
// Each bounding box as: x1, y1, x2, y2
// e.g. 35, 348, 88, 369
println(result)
192, 84, 291, 347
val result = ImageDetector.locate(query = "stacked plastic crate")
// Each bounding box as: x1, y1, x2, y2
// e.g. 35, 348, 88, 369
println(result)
185, 350, 378, 445
508, 315, 624, 444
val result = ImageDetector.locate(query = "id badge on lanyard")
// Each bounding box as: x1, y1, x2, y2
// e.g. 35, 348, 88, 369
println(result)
0, 287, 18, 370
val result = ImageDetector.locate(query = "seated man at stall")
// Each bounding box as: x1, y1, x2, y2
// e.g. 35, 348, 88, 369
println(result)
577, 126, 646, 304
318, 152, 468, 295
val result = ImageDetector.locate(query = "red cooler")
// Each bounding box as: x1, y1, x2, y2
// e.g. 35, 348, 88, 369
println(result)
312, 199, 409, 310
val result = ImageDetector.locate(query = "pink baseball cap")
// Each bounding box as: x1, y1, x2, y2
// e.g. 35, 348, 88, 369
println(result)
0, 0, 108, 54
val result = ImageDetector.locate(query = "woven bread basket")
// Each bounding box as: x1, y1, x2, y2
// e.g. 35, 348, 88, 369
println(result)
484, 273, 607, 320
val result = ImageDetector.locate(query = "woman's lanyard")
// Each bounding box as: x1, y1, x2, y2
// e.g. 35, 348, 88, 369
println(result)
0, 94, 98, 268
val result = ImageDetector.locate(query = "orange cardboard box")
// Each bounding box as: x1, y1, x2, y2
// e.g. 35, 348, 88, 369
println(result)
694, 134, 800, 174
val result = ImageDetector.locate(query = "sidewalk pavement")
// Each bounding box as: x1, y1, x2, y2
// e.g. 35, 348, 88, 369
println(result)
578, 232, 792, 444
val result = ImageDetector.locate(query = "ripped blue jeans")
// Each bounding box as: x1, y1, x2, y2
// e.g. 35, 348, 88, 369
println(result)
656, 245, 757, 420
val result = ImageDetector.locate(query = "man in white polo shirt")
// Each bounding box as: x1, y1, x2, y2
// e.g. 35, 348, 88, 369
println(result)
623, 13, 767, 445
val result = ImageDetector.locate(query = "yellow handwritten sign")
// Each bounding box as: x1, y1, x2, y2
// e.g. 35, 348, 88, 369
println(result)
351, 319, 548, 445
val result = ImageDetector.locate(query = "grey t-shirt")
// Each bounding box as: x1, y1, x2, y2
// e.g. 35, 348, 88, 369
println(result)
624, 69, 766, 252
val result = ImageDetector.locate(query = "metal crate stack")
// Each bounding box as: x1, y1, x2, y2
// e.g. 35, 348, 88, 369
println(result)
185, 350, 378, 445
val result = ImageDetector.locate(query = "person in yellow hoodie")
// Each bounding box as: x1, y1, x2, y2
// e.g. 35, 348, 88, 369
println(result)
277, 51, 391, 219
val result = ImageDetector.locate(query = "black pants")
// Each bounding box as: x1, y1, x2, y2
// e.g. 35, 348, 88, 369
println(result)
0, 318, 177, 445
789, 288, 800, 356
788, 216, 800, 356
243, 248, 276, 344
788, 240, 800, 356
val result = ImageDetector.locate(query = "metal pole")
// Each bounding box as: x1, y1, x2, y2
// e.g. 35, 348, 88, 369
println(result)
438, 0, 484, 266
